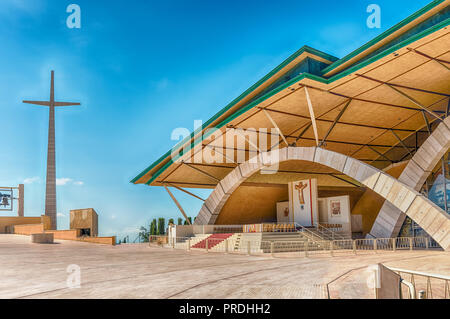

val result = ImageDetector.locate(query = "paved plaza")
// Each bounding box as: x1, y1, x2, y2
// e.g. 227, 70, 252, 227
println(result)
1, 235, 449, 299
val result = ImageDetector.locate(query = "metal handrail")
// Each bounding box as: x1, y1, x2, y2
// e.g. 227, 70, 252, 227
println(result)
388, 267, 450, 299
400, 279, 416, 299
388, 267, 450, 281
292, 223, 327, 245
315, 223, 348, 240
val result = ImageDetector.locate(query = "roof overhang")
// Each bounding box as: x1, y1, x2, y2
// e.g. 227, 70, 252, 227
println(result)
132, 1, 450, 189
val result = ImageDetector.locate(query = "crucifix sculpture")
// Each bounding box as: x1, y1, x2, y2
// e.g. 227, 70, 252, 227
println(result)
295, 182, 308, 205
23, 71, 80, 230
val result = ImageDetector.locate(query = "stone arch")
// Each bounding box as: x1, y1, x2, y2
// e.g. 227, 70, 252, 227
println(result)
194, 146, 450, 250
369, 117, 450, 239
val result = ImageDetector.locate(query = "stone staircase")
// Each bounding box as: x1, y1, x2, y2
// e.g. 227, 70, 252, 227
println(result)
192, 233, 234, 249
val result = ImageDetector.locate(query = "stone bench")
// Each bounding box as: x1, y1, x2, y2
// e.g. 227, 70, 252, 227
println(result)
31, 233, 54, 244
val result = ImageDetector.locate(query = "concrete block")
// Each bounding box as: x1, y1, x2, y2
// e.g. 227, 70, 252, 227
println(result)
288, 147, 316, 162
398, 172, 419, 191
199, 205, 212, 218
204, 198, 216, 215
430, 126, 450, 150
207, 191, 219, 209
380, 200, 403, 221
208, 214, 218, 224
444, 116, 450, 127
31, 233, 54, 244
361, 171, 381, 189
240, 162, 262, 178
314, 148, 347, 172
418, 207, 441, 231
377, 211, 398, 231
426, 215, 447, 239
213, 183, 226, 200
371, 222, 391, 238
261, 148, 287, 166
220, 169, 244, 194
195, 210, 208, 225
344, 158, 379, 185
434, 226, 449, 251
373, 173, 395, 198
400, 160, 427, 188
355, 164, 379, 185
413, 146, 437, 172
385, 181, 416, 212
406, 196, 434, 224
427, 131, 448, 153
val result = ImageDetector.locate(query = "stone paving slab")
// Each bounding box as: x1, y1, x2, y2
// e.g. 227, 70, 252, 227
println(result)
0, 235, 448, 299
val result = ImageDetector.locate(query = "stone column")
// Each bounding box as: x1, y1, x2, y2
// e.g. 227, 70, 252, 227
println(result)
45, 71, 57, 230
18, 184, 24, 217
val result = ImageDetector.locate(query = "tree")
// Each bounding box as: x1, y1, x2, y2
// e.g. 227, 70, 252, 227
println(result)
138, 226, 150, 243
184, 217, 192, 225
150, 219, 157, 235
177, 217, 183, 225
168, 218, 175, 225
157, 218, 166, 235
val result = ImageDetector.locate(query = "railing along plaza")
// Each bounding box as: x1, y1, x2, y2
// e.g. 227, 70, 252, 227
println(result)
149, 235, 441, 257
389, 267, 450, 299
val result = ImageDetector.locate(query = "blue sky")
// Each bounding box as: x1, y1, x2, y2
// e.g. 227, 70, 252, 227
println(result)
0, 0, 433, 239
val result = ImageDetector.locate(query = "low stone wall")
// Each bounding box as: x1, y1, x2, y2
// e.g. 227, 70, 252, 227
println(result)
8, 223, 116, 246
45, 230, 80, 240
0, 217, 43, 233
79, 236, 116, 246
14, 223, 45, 235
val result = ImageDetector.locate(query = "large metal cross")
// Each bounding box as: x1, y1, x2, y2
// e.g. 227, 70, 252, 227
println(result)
295, 182, 308, 205
23, 71, 80, 229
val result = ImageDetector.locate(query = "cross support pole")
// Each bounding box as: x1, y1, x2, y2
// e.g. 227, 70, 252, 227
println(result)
304, 87, 320, 146
183, 162, 220, 182
320, 99, 352, 147
262, 109, 289, 147
163, 185, 192, 225
163, 182, 205, 201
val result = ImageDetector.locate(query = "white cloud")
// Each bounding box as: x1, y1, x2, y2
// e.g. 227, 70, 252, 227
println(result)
56, 178, 84, 186
23, 177, 40, 184
56, 178, 73, 186
57, 213, 66, 217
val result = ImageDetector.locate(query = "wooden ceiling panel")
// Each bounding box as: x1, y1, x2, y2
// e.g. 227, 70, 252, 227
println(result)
391, 61, 450, 94
363, 51, 429, 82
246, 171, 356, 187
338, 100, 417, 128
164, 164, 233, 185
325, 123, 385, 145
321, 141, 364, 157
356, 84, 419, 109
268, 87, 346, 118
412, 33, 450, 58
330, 76, 380, 97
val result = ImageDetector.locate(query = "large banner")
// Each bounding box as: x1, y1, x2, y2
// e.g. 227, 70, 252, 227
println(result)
288, 179, 318, 226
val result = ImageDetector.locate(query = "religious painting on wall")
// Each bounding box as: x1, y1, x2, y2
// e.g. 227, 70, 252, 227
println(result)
330, 200, 342, 216
288, 179, 318, 226
276, 201, 290, 223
